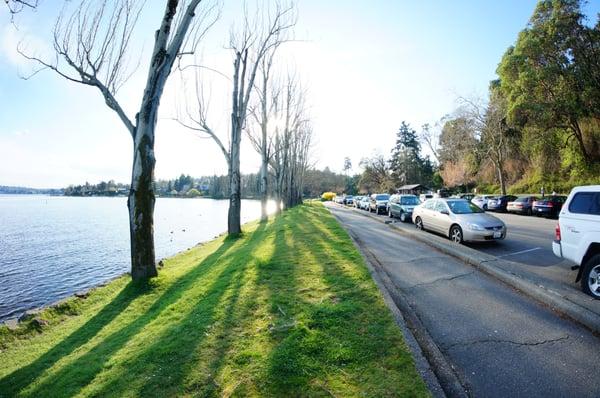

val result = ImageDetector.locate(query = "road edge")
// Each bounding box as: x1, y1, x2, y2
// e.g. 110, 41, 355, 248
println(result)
342, 204, 600, 336
330, 210, 468, 398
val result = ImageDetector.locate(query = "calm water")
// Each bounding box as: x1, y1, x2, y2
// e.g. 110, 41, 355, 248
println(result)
0, 195, 268, 322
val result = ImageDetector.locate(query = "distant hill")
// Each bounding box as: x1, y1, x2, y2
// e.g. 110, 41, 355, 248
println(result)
0, 186, 64, 195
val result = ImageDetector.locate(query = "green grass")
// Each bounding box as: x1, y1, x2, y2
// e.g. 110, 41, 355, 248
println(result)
0, 202, 428, 397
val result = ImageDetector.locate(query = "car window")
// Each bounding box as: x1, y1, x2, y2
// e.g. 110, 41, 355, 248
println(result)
447, 200, 483, 214
435, 201, 448, 212
569, 192, 600, 215
401, 196, 420, 205
423, 200, 435, 210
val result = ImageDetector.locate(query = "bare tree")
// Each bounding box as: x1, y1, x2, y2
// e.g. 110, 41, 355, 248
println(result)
459, 93, 516, 195
178, 2, 294, 234
5, 0, 38, 15
20, 0, 218, 279
270, 73, 312, 210
247, 47, 281, 221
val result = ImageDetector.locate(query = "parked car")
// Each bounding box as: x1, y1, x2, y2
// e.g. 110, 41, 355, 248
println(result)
343, 195, 354, 205
532, 195, 567, 218
413, 198, 506, 243
353, 196, 363, 208
360, 196, 370, 210
471, 195, 496, 210
507, 196, 538, 215
487, 195, 518, 212
387, 194, 421, 222
458, 193, 475, 201
369, 193, 390, 214
552, 186, 600, 298
334, 196, 344, 204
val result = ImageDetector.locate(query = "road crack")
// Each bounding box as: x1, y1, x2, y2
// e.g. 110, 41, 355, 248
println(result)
443, 335, 569, 351
408, 271, 475, 289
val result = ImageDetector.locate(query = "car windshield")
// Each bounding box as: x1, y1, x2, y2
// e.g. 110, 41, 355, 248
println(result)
401, 196, 420, 205
515, 197, 528, 202
447, 200, 483, 214
376, 194, 389, 200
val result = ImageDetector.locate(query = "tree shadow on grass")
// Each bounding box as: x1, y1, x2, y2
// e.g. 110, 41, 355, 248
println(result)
259, 204, 422, 396
0, 233, 242, 397
87, 222, 269, 397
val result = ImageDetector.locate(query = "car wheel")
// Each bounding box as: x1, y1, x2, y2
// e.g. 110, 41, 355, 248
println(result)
450, 225, 463, 244
581, 254, 600, 299
388, 208, 393, 218
483, 204, 488, 211
400, 211, 407, 222
415, 216, 423, 230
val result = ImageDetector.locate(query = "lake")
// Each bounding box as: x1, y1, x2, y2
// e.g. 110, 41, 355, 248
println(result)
0, 195, 270, 322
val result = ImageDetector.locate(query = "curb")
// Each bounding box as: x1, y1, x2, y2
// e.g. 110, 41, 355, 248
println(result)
343, 227, 464, 398
339, 203, 600, 336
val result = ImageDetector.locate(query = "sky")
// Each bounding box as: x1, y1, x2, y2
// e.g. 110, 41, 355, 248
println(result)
1, 0, 599, 189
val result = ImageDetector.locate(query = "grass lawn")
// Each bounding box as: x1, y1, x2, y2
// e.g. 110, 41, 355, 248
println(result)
0, 202, 429, 397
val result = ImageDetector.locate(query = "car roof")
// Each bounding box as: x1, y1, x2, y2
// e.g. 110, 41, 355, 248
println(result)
570, 185, 600, 193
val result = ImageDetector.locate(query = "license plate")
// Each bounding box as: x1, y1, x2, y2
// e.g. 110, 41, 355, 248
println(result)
493, 231, 502, 238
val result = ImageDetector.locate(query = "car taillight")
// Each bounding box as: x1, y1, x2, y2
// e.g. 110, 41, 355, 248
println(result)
555, 223, 561, 241
515, 203, 523, 207
547, 202, 554, 207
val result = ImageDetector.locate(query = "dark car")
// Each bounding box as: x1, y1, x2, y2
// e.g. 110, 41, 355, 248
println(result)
458, 193, 475, 201
343, 195, 354, 205
532, 195, 567, 218
507, 196, 538, 215
487, 195, 518, 212
387, 194, 421, 222
369, 194, 390, 214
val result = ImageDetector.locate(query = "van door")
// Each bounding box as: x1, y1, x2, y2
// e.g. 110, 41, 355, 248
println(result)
562, 191, 600, 263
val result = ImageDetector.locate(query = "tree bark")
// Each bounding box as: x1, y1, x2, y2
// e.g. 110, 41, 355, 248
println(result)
228, 115, 242, 235
128, 129, 157, 279
259, 146, 268, 221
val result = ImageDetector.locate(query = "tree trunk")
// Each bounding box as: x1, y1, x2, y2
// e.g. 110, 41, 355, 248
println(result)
259, 124, 268, 221
228, 118, 242, 235
571, 119, 591, 163
259, 158, 268, 221
496, 160, 506, 195
127, 130, 157, 280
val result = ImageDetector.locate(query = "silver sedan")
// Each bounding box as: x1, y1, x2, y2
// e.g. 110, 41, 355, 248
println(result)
412, 198, 507, 243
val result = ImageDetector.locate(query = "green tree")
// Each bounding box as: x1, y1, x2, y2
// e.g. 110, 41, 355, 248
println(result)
497, 0, 600, 165
389, 121, 433, 187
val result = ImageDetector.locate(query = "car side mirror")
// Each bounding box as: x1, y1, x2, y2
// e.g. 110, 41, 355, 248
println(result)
440, 209, 449, 215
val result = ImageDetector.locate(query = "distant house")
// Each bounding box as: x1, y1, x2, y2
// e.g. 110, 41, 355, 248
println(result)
396, 184, 430, 195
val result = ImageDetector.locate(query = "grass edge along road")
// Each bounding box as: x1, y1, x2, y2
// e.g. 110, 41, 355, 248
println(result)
0, 202, 428, 397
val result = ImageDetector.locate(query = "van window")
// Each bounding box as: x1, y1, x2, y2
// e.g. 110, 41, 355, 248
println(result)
568, 192, 600, 215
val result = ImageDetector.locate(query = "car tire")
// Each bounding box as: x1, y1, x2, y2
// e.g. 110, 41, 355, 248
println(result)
415, 216, 423, 230
483, 204, 488, 211
450, 225, 463, 244
581, 254, 600, 299
400, 211, 407, 222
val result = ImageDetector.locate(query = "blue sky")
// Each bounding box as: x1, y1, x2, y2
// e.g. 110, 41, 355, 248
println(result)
1, 0, 599, 188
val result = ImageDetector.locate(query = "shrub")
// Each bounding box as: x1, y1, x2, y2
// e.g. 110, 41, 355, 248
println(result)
321, 192, 336, 201
186, 188, 202, 198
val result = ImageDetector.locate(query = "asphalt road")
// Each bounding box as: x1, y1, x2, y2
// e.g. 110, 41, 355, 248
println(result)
354, 204, 582, 292
328, 203, 600, 398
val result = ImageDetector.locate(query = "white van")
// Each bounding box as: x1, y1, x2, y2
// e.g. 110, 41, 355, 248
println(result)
552, 185, 600, 298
